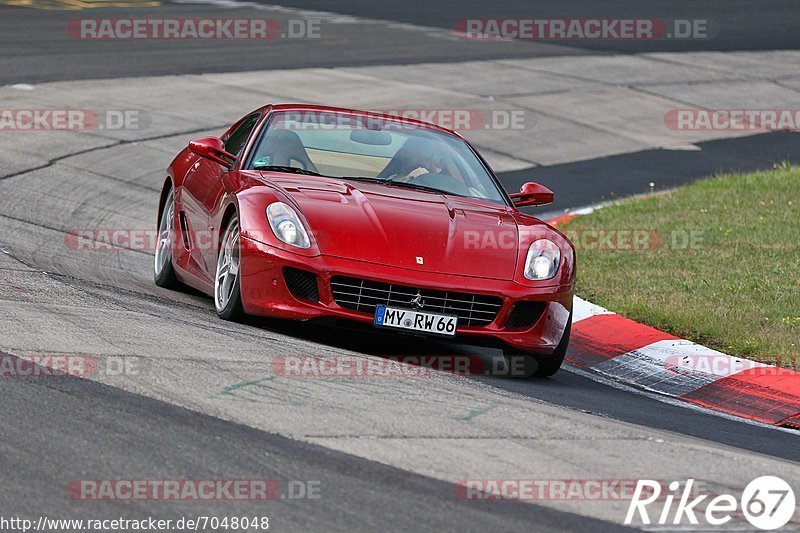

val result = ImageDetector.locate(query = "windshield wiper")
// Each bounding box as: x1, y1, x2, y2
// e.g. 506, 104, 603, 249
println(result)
340, 176, 384, 183
342, 176, 451, 195
386, 180, 451, 195
254, 165, 324, 177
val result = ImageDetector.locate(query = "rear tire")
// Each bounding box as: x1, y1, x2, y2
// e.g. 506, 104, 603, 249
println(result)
154, 187, 180, 289
214, 214, 245, 321
504, 313, 572, 378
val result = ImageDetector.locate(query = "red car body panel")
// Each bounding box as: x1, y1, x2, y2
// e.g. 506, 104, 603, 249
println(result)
267, 175, 520, 280
160, 104, 575, 355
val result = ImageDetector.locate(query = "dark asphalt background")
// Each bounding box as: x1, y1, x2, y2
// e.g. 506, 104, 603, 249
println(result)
520, 131, 800, 216
3, 0, 800, 84
261, 0, 800, 53
263, 319, 800, 463
1, 1, 799, 530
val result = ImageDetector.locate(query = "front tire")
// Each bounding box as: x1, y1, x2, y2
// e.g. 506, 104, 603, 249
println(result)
504, 313, 572, 378
154, 187, 180, 289
214, 214, 245, 321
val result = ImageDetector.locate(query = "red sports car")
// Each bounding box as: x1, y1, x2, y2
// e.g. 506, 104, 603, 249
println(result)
154, 104, 575, 376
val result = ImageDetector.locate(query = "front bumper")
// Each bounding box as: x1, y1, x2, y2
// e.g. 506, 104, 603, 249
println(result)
239, 236, 573, 354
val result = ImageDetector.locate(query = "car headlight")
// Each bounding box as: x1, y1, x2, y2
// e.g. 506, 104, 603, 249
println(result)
266, 202, 311, 249
524, 239, 560, 280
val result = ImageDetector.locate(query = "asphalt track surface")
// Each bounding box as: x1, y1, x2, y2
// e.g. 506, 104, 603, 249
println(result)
3, 0, 800, 83
517, 131, 800, 216
2, 355, 619, 532
259, 0, 800, 53
4, 0, 800, 211
0, 2, 574, 84
1, 1, 800, 531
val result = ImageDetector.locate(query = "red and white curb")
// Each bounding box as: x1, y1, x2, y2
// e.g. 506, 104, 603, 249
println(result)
569, 298, 800, 429
547, 212, 800, 429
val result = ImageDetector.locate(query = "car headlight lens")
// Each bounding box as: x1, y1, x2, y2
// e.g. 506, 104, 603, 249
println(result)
524, 239, 560, 280
266, 202, 311, 249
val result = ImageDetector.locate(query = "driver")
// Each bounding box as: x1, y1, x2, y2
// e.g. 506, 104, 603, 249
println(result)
383, 138, 444, 182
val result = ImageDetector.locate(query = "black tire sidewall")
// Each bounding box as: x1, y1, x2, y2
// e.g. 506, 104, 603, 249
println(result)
215, 216, 245, 321
533, 312, 572, 377
154, 189, 179, 288
502, 310, 573, 378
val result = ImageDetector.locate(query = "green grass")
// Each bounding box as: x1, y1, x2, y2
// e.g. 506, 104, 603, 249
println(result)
561, 164, 800, 365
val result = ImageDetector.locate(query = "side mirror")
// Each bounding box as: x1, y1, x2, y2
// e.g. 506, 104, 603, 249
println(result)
188, 137, 237, 167
509, 182, 554, 207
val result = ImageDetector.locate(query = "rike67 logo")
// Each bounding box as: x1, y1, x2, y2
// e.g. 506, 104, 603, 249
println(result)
626, 476, 796, 530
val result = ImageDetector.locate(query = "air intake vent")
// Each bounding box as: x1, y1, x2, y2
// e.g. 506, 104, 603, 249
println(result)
506, 301, 546, 329
283, 268, 320, 302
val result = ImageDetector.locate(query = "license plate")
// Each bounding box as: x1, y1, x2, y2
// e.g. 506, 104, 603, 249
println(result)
374, 305, 457, 337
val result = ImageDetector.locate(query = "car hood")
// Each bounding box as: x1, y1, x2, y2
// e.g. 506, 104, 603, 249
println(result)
260, 174, 524, 280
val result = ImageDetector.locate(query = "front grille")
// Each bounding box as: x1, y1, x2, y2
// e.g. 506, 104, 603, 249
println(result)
506, 301, 547, 329
284, 267, 320, 302
330, 276, 502, 327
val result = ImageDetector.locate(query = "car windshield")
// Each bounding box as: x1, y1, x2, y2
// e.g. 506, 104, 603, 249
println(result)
247, 110, 507, 204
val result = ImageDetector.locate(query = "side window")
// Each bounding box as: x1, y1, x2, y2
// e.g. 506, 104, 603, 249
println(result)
224, 114, 260, 156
